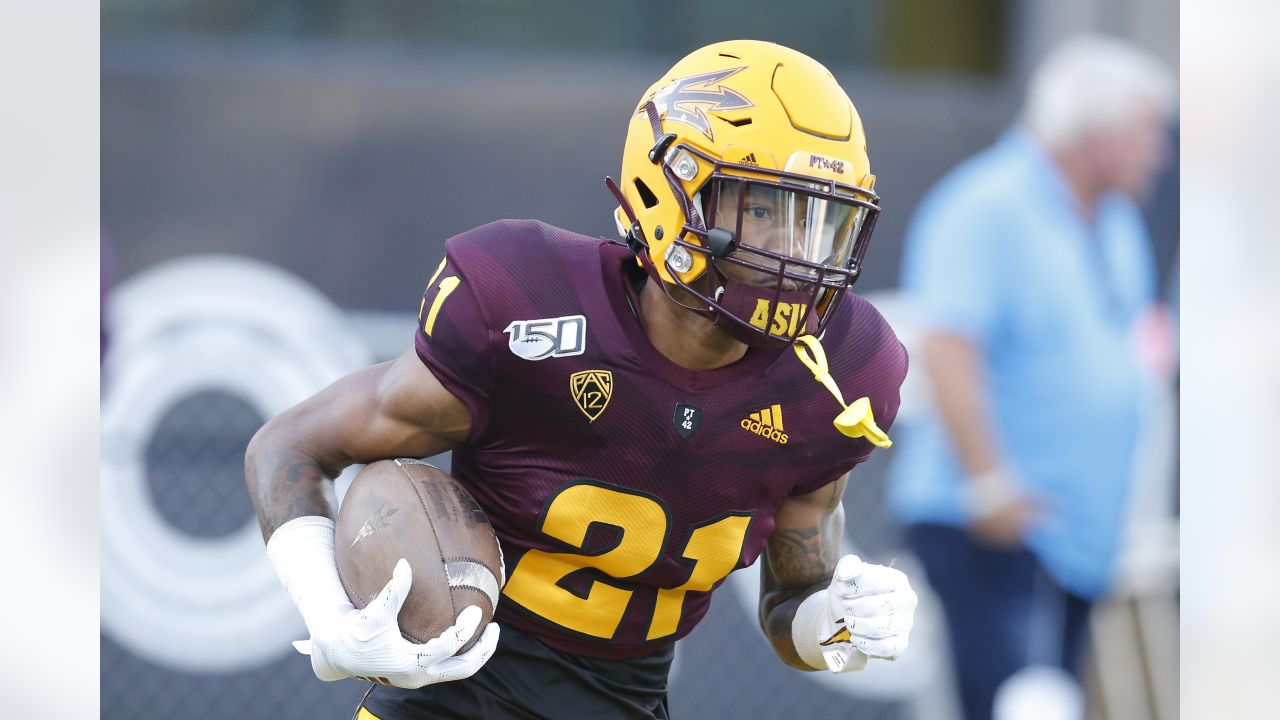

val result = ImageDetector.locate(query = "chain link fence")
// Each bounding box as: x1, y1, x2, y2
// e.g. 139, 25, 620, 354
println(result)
102, 388, 370, 719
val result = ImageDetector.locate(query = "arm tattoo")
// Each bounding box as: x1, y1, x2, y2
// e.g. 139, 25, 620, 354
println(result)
247, 447, 337, 542
757, 477, 847, 670
759, 527, 832, 669
766, 526, 839, 587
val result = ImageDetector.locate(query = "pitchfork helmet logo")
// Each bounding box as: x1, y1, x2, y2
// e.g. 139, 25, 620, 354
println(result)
649, 67, 753, 141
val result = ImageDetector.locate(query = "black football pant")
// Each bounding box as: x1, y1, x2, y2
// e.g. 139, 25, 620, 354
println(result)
360, 622, 673, 720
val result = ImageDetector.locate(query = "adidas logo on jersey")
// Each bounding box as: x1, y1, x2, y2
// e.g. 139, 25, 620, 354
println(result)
741, 404, 788, 444
739, 152, 759, 166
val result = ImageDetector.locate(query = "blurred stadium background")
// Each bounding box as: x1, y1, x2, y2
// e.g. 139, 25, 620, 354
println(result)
100, 2, 1178, 718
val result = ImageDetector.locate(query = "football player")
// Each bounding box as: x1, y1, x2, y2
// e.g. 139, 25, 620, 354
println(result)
247, 40, 916, 719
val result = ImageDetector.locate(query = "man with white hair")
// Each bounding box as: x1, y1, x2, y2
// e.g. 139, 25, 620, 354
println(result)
886, 35, 1175, 720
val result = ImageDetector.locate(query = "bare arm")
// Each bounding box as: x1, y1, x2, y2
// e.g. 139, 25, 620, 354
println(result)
245, 347, 471, 542
758, 476, 846, 670
923, 331, 1037, 544
921, 332, 998, 476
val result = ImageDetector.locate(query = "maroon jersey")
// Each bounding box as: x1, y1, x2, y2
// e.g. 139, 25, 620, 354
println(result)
414, 220, 907, 660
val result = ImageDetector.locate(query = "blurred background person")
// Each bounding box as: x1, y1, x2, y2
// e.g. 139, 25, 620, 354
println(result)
885, 34, 1175, 720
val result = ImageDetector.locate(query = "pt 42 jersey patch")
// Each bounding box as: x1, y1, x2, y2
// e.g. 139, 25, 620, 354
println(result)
504, 315, 587, 360
672, 403, 703, 439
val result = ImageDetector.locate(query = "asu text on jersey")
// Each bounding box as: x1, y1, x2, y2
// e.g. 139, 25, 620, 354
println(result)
413, 220, 907, 659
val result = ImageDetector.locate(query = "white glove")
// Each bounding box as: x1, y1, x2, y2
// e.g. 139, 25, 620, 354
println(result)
794, 554, 918, 673
265, 517, 500, 689
294, 558, 500, 688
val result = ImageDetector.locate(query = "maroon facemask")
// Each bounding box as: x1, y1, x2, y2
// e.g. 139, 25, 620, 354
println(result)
672, 164, 877, 348
709, 277, 817, 349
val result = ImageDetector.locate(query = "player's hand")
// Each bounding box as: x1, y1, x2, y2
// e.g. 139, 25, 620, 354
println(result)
293, 558, 500, 689
815, 555, 917, 673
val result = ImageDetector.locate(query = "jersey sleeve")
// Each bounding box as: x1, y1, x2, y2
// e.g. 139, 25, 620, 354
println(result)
847, 336, 907, 467
413, 253, 496, 440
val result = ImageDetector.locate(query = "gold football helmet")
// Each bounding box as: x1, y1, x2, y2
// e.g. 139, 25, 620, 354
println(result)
607, 40, 880, 348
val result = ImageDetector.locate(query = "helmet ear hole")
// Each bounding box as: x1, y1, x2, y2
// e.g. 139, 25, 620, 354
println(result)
633, 178, 660, 209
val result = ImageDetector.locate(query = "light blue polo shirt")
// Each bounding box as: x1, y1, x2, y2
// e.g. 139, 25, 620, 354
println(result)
886, 129, 1155, 598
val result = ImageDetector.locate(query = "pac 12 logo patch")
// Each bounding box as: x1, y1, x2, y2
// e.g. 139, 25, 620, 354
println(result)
570, 370, 613, 422
504, 315, 586, 361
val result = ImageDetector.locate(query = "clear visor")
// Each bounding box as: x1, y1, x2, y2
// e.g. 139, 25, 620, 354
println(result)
707, 178, 868, 283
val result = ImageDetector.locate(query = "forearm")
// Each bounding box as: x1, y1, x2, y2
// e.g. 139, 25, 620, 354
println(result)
760, 573, 830, 670
922, 333, 1000, 476
245, 419, 356, 641
758, 481, 845, 670
245, 423, 342, 542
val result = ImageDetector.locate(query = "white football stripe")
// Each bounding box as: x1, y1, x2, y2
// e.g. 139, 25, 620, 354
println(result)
445, 561, 500, 610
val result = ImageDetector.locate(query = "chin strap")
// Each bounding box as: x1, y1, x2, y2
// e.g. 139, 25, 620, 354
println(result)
793, 335, 891, 448
605, 175, 648, 257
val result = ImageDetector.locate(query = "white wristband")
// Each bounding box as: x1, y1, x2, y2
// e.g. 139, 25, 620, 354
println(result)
962, 467, 1023, 520
265, 516, 353, 634
791, 590, 831, 670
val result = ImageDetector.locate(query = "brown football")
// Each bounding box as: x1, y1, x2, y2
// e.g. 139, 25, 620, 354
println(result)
335, 459, 503, 651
